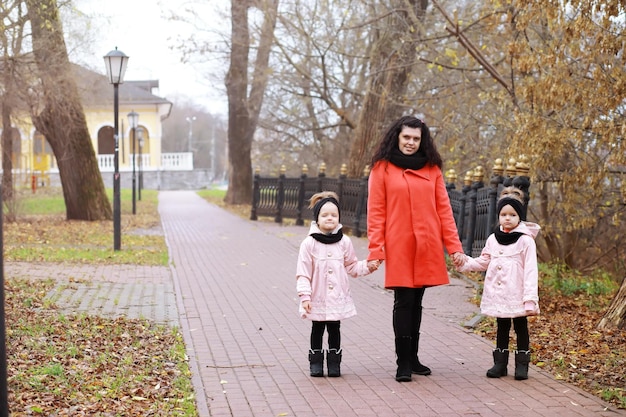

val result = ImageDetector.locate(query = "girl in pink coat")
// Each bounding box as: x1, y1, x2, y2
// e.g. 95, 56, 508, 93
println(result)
296, 191, 379, 378
457, 188, 540, 380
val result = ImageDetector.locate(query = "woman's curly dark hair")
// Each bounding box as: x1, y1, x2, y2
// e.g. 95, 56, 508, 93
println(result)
370, 115, 442, 168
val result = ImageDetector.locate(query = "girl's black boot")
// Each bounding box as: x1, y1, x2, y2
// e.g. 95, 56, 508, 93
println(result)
308, 349, 324, 377
486, 348, 509, 378
326, 349, 342, 377
514, 350, 531, 380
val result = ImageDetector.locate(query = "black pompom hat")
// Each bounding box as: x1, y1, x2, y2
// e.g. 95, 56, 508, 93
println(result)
312, 197, 341, 223
496, 197, 526, 221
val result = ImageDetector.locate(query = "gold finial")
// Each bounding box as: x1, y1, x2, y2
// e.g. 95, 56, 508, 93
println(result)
254, 167, 260, 175
446, 168, 457, 184
319, 162, 327, 174
516, 154, 530, 176
473, 166, 484, 182
363, 165, 371, 176
464, 172, 472, 186
340, 163, 348, 176
279, 165, 286, 175
302, 164, 309, 175
492, 158, 504, 176
505, 158, 517, 177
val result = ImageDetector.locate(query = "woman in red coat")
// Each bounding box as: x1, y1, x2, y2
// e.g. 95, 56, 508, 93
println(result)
367, 115, 465, 382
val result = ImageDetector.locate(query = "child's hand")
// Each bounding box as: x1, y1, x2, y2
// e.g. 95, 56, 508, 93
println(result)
367, 260, 381, 272
524, 301, 538, 316
451, 252, 466, 269
302, 300, 312, 313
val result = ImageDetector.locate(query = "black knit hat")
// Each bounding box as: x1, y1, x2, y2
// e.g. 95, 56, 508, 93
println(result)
497, 197, 526, 221
313, 197, 341, 223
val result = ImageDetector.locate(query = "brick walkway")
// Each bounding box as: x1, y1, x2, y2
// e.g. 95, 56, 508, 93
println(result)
7, 190, 624, 416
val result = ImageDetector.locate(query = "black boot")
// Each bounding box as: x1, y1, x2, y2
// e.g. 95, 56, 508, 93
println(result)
486, 348, 509, 378
514, 350, 531, 380
308, 349, 324, 377
327, 348, 342, 377
395, 337, 412, 382
411, 332, 431, 376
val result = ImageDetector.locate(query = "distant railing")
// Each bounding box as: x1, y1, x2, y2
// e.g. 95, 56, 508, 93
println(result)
251, 157, 532, 254
97, 153, 188, 172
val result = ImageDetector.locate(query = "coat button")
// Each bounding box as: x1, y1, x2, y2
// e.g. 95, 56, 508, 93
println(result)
328, 269, 333, 274
499, 250, 503, 254
328, 252, 332, 257
329, 284, 334, 289
497, 265, 502, 270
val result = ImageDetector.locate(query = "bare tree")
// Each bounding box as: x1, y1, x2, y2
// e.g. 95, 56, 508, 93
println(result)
0, 0, 28, 212
25, 0, 112, 220
346, 0, 429, 177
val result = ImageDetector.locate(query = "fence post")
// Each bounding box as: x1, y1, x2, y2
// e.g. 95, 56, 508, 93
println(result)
317, 162, 326, 192
445, 169, 457, 192
353, 165, 370, 238
513, 155, 531, 206
275, 165, 286, 223
464, 167, 484, 255
337, 163, 347, 202
458, 172, 472, 249
502, 157, 517, 187
296, 164, 308, 226
250, 167, 260, 220
488, 158, 505, 233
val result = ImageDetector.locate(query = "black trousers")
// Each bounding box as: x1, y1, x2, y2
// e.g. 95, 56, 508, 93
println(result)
310, 321, 341, 350
496, 317, 529, 351
393, 287, 426, 338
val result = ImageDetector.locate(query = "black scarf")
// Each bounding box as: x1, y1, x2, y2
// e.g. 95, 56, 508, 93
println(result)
494, 229, 524, 245
389, 147, 428, 170
311, 229, 343, 244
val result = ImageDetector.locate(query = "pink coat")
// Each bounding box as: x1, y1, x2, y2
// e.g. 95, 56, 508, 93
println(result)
458, 222, 541, 318
296, 223, 371, 320
367, 161, 463, 288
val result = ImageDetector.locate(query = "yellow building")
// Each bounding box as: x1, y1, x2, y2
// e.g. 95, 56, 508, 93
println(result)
15, 63, 174, 187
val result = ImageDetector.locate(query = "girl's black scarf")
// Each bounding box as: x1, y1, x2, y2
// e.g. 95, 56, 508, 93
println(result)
311, 229, 343, 244
389, 147, 428, 170
494, 229, 524, 245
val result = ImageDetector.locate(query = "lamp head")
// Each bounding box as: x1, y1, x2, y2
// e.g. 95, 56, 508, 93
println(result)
103, 47, 129, 85
127, 110, 139, 128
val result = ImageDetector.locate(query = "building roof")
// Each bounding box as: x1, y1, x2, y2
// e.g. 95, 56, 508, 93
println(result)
72, 63, 173, 117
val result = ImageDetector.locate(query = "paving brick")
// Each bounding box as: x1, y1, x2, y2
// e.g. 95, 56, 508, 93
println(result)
6, 190, 624, 417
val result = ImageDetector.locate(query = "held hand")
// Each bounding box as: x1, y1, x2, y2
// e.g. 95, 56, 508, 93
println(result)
302, 300, 312, 313
451, 252, 466, 268
367, 260, 381, 272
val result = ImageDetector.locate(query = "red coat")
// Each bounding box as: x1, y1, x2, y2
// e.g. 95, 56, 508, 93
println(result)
367, 161, 463, 289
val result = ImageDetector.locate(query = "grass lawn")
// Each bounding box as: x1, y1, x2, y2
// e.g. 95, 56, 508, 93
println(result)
3, 186, 196, 416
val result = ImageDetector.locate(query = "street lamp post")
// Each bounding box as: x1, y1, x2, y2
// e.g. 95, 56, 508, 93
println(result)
138, 128, 143, 201
104, 47, 129, 251
127, 110, 138, 215
186, 116, 196, 169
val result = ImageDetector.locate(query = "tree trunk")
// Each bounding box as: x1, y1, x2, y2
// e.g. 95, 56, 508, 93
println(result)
225, 0, 278, 205
347, 0, 428, 178
26, 0, 112, 220
597, 277, 626, 330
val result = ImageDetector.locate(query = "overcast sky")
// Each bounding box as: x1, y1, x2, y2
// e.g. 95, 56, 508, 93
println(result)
69, 0, 228, 115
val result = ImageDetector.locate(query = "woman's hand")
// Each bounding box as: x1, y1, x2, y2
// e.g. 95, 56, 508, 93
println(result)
451, 252, 466, 268
367, 260, 381, 272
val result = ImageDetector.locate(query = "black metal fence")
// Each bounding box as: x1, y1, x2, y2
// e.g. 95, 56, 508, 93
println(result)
250, 158, 531, 254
